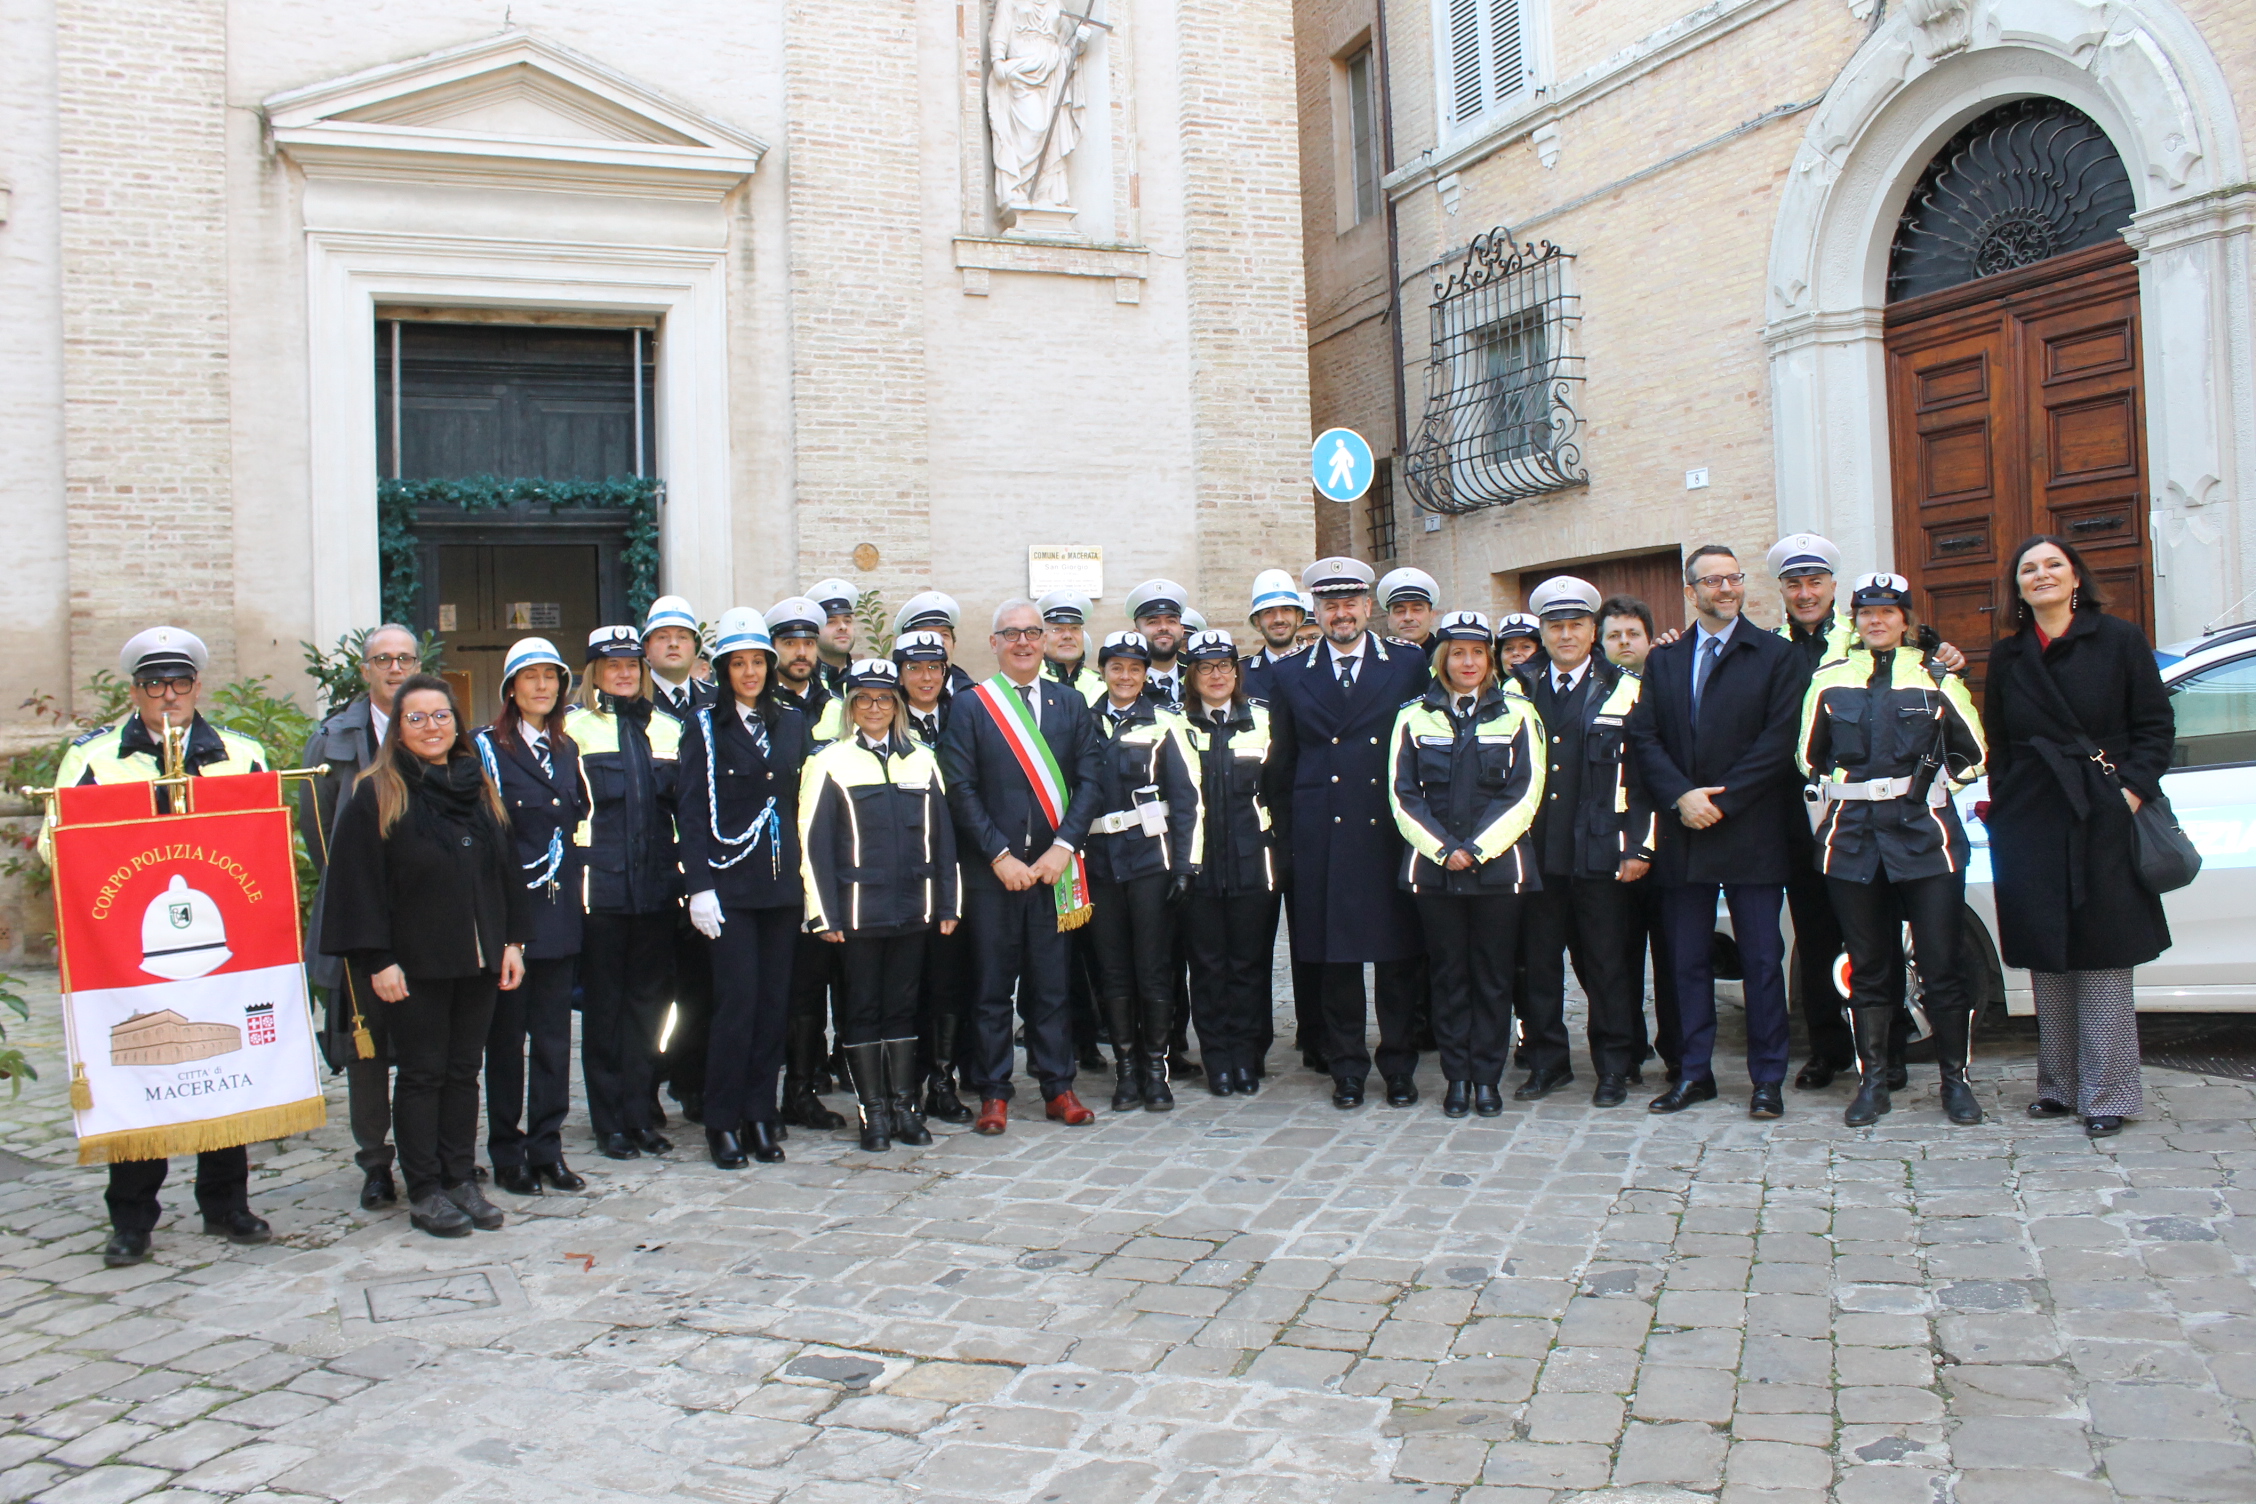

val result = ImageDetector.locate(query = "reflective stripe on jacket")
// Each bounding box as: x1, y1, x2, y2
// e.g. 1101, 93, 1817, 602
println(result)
797, 733, 960, 934
1387, 682, 1544, 895
1180, 699, 1276, 896
1797, 647, 1986, 883
1581, 669, 1659, 872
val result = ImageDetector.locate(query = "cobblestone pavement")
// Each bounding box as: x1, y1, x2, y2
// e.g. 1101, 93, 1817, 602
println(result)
3, 967, 2255, 1504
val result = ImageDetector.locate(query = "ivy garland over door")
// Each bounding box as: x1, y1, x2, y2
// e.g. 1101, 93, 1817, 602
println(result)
376, 475, 662, 627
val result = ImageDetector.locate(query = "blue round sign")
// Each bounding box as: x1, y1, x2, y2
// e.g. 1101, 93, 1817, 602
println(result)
1310, 427, 1375, 503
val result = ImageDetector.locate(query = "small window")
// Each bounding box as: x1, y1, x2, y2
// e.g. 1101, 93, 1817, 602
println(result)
1445, 0, 1531, 127
1346, 49, 1381, 225
1367, 458, 1398, 562
2170, 654, 2256, 768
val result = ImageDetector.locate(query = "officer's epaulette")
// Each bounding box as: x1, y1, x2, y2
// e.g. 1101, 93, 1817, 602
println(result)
70, 722, 117, 748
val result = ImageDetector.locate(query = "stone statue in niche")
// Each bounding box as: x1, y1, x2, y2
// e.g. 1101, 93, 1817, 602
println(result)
987, 0, 1102, 234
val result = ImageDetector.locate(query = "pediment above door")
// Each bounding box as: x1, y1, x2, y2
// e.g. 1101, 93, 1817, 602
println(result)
263, 29, 765, 197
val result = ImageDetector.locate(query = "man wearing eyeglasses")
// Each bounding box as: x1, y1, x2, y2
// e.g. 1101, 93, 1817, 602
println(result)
1626, 546, 1805, 1121
299, 623, 421, 1209
43, 627, 274, 1266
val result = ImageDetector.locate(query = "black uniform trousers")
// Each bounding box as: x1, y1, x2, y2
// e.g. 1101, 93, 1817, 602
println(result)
106, 1148, 248, 1237
791, 931, 841, 1055
1186, 892, 1282, 1079
1785, 853, 1856, 1067
1521, 877, 1645, 1079
1414, 894, 1518, 1085
1828, 870, 1970, 1021
705, 905, 799, 1129
1089, 875, 1175, 1017
1631, 881, 1678, 1075
1319, 958, 1422, 1088
484, 955, 575, 1169
963, 884, 1076, 1101
667, 918, 715, 1103
920, 924, 973, 1076
839, 931, 929, 1043
388, 973, 499, 1201
1068, 927, 1104, 1057
580, 911, 675, 1139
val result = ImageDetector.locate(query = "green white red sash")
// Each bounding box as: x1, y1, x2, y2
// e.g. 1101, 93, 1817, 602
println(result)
971, 676, 1094, 931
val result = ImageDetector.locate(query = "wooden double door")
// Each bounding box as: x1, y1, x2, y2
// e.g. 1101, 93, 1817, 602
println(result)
1885, 240, 2152, 683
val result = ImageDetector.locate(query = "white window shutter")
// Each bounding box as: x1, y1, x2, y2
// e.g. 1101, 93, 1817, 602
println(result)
1448, 0, 1487, 123
1489, 0, 1526, 99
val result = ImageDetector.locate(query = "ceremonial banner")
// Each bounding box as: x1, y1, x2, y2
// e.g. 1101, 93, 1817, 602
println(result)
47, 772, 326, 1165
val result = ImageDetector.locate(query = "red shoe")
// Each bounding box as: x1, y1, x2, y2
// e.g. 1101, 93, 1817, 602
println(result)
1044, 1090, 1095, 1126
972, 1098, 1008, 1136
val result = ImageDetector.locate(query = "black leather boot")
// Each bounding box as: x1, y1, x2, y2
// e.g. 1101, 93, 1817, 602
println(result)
1930, 1008, 1982, 1125
1843, 1008, 1894, 1127
1139, 993, 1174, 1111
884, 1038, 931, 1146
845, 1041, 891, 1152
1104, 997, 1142, 1111
922, 1010, 974, 1124
783, 1014, 845, 1130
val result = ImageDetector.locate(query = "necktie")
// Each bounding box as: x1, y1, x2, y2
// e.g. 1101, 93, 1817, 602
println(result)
1338, 654, 1355, 692
1556, 672, 1571, 699
1456, 695, 1474, 719
1693, 637, 1721, 713
531, 734, 551, 777
1016, 683, 1034, 711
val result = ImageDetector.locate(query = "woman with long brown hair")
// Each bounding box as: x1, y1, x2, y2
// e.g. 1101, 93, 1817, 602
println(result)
1982, 536, 2174, 1137
322, 673, 530, 1238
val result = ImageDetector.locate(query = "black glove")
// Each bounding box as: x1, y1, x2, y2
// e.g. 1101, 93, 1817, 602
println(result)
1165, 873, 1193, 908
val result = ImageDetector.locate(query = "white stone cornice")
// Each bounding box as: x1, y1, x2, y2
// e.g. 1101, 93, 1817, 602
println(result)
1761, 304, 1888, 354
2121, 182, 2256, 255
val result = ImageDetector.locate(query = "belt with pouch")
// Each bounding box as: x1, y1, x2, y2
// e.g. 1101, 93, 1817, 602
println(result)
1824, 775, 1948, 807
1090, 801, 1170, 835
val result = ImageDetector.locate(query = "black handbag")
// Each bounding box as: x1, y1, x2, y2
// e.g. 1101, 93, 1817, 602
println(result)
2129, 790, 2203, 895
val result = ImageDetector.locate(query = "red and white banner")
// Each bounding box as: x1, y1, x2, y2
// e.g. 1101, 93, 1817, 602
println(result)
48, 772, 326, 1165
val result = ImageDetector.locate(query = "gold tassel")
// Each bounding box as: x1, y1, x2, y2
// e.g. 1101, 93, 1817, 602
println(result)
1056, 903, 1095, 933
353, 1025, 376, 1061
77, 1096, 328, 1166
69, 1065, 93, 1112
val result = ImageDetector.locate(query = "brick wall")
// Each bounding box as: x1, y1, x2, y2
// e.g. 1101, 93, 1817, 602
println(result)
1178, 0, 1317, 613
782, 0, 933, 615
55, 0, 234, 705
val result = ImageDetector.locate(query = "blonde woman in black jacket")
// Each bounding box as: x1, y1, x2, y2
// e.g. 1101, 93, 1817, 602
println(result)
322, 674, 530, 1239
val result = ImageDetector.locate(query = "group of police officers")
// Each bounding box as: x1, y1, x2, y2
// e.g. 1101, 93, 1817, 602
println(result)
56, 530, 1971, 1256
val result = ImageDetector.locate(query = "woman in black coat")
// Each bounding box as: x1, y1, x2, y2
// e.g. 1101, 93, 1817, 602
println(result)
1982, 536, 2174, 1137
473, 639, 590, 1197
678, 608, 812, 1168
322, 674, 530, 1239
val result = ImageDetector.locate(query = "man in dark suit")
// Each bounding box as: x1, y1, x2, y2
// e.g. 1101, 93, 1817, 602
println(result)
1266, 557, 1431, 1108
1518, 576, 1655, 1108
1627, 544, 1805, 1119
940, 599, 1107, 1134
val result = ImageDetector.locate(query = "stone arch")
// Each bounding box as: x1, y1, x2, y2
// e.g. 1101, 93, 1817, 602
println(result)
1763, 0, 2251, 641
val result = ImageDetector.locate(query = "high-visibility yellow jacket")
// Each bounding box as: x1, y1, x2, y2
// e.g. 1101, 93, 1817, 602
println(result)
40, 714, 266, 864
1387, 682, 1544, 895
797, 732, 960, 935
1797, 647, 1986, 883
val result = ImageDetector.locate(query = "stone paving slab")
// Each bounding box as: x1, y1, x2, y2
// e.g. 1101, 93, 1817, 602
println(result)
2, 968, 2255, 1502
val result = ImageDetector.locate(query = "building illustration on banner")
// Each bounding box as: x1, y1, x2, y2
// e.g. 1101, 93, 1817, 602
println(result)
109, 1010, 244, 1067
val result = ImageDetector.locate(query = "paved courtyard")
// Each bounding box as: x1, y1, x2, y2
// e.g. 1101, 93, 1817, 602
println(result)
2, 968, 2255, 1504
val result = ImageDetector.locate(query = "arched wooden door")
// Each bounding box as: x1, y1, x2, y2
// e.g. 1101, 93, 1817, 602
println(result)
1882, 100, 2151, 683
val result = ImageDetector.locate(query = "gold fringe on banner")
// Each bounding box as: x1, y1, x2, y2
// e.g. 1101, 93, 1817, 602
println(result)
75, 1096, 327, 1167
1057, 903, 1095, 933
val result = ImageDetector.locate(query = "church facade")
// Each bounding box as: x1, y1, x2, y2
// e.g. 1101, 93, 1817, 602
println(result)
1296, 0, 2254, 648
0, 1, 1311, 730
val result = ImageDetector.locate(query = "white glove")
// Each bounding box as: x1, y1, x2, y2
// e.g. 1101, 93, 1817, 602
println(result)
688, 890, 725, 939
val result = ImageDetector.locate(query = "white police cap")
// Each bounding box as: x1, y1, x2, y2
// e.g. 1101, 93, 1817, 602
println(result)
586, 624, 644, 661
1097, 630, 1151, 665
1036, 589, 1093, 625
1181, 629, 1238, 661
1849, 571, 1914, 609
710, 608, 773, 661
1301, 557, 1376, 597
844, 657, 901, 693
766, 597, 824, 638
1432, 610, 1492, 643
1766, 533, 1844, 580
1377, 567, 1440, 608
1297, 591, 1316, 614
1528, 575, 1602, 619
642, 594, 698, 636
1494, 612, 1542, 642
1247, 569, 1301, 620
891, 629, 950, 664
1125, 579, 1189, 620
119, 626, 209, 680
1181, 606, 1208, 632
807, 579, 858, 616
500, 637, 570, 698
893, 591, 960, 636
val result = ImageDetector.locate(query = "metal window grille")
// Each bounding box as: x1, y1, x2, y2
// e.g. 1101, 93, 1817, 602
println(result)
1445, 0, 1529, 125
1347, 49, 1381, 225
1403, 233, 1586, 515
1367, 458, 1398, 561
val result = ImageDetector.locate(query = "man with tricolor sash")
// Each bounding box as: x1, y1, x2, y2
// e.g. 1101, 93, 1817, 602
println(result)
938, 599, 1106, 1135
